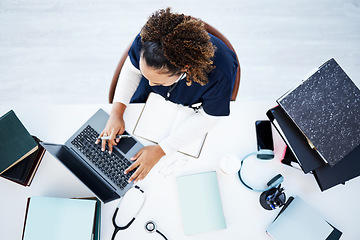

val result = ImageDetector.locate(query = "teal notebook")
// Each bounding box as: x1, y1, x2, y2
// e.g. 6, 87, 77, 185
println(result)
22, 196, 97, 240
0, 110, 38, 174
77, 197, 102, 240
177, 171, 226, 235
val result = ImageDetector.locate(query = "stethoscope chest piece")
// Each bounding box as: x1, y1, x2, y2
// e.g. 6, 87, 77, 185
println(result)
145, 221, 157, 233
144, 221, 168, 240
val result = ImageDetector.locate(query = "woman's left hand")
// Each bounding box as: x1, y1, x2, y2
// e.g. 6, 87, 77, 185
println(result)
124, 144, 165, 183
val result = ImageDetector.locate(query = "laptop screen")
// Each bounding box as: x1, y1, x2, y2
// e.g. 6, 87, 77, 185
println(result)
40, 142, 119, 203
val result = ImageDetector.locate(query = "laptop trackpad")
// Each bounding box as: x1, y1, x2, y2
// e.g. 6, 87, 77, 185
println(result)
117, 136, 137, 154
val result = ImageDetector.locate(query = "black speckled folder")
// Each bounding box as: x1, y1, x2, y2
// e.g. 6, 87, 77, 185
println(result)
277, 58, 360, 166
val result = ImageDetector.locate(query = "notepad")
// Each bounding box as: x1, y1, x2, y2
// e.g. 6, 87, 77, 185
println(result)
133, 92, 207, 158
22, 196, 97, 240
177, 171, 226, 235
266, 196, 333, 240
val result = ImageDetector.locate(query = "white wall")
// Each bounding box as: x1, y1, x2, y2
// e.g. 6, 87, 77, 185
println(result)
0, 0, 359, 104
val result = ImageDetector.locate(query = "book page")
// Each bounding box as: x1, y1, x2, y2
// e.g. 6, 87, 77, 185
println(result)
134, 93, 179, 142
133, 93, 206, 158
170, 104, 207, 157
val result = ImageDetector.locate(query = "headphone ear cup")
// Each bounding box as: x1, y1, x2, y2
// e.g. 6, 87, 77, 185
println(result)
259, 190, 275, 210
267, 174, 284, 188
257, 149, 274, 160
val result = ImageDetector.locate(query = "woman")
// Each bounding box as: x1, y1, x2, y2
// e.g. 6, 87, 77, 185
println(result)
97, 8, 238, 183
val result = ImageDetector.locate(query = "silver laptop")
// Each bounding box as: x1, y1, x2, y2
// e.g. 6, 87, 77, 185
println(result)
40, 108, 144, 203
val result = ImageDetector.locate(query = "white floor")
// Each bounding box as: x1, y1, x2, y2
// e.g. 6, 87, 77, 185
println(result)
0, 0, 359, 105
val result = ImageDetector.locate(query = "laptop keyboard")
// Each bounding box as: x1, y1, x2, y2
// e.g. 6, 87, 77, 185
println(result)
71, 125, 135, 190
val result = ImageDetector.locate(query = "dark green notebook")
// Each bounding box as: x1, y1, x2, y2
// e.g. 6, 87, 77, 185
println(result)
0, 110, 38, 174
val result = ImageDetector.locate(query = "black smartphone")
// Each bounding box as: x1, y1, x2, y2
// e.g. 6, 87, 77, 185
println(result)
255, 120, 274, 159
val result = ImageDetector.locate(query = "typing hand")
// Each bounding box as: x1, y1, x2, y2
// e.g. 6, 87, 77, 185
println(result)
124, 145, 165, 183
95, 113, 125, 154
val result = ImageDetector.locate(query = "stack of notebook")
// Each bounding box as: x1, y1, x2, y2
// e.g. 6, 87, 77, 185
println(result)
267, 58, 360, 191
0, 110, 45, 186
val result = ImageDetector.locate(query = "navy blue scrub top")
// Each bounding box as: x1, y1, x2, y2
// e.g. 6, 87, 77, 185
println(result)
128, 33, 238, 116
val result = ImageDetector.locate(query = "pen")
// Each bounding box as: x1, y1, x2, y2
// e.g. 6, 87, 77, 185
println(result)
97, 135, 132, 140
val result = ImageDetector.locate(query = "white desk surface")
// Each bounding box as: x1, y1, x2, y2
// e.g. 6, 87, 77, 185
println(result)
0, 101, 359, 240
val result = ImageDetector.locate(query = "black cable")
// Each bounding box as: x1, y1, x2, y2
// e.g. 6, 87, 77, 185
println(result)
156, 229, 168, 240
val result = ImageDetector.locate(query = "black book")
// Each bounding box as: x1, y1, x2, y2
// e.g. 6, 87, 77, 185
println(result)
312, 144, 360, 191
280, 139, 360, 191
0, 136, 45, 186
268, 106, 360, 191
280, 146, 302, 171
277, 58, 360, 166
267, 106, 324, 173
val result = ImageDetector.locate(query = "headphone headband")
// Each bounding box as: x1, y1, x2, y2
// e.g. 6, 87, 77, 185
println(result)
237, 150, 283, 192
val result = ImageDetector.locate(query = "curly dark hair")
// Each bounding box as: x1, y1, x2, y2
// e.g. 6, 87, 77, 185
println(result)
140, 8, 216, 86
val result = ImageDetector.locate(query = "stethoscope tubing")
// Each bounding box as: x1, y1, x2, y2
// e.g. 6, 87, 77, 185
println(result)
156, 229, 168, 240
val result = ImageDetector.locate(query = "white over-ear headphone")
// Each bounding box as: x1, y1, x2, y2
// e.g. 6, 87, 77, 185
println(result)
237, 149, 283, 192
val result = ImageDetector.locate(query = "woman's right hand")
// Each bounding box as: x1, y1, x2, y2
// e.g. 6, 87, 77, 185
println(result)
95, 102, 127, 154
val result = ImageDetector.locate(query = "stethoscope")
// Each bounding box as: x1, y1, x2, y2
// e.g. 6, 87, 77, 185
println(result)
111, 186, 146, 240
145, 221, 168, 240
165, 72, 186, 100
111, 186, 168, 240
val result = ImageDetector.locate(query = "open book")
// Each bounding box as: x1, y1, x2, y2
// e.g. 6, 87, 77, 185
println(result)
133, 93, 207, 158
